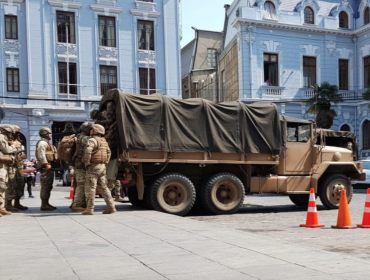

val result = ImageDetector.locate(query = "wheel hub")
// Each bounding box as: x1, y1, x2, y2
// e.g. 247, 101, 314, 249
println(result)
219, 190, 228, 198
333, 184, 344, 196
168, 191, 177, 200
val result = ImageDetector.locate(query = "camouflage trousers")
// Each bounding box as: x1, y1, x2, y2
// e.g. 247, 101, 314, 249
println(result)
85, 164, 114, 210
6, 166, 24, 200
108, 179, 121, 197
40, 171, 54, 200
0, 165, 8, 207
71, 169, 87, 208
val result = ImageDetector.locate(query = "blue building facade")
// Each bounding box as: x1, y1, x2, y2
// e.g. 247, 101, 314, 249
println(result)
223, 0, 370, 158
0, 0, 181, 156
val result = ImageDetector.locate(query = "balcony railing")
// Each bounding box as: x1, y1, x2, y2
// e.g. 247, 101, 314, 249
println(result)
262, 86, 283, 98
339, 90, 356, 100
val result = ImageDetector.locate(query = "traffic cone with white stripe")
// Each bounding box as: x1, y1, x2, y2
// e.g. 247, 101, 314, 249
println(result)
357, 188, 370, 228
300, 188, 325, 228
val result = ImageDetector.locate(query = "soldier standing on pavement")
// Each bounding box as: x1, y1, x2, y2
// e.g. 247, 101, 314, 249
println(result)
0, 124, 18, 216
5, 125, 28, 212
82, 124, 115, 215
36, 127, 58, 211
70, 122, 92, 212
108, 180, 124, 202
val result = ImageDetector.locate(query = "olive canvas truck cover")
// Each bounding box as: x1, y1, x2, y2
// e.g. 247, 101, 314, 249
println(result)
99, 89, 282, 157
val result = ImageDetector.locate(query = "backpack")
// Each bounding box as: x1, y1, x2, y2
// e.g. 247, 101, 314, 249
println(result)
57, 134, 77, 164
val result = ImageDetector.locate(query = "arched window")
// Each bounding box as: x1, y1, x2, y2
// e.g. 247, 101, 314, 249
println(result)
364, 120, 370, 149
365, 7, 370, 25
264, 1, 278, 20
339, 11, 348, 28
340, 124, 351, 132
364, 56, 370, 87
304, 7, 314, 24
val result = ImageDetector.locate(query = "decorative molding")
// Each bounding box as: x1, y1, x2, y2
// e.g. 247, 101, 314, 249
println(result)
2, 40, 21, 53
343, 112, 350, 120
97, 0, 116, 6
5, 53, 19, 67
138, 50, 156, 65
47, 0, 82, 10
360, 44, 370, 56
0, 0, 24, 3
262, 40, 281, 52
300, 44, 320, 56
326, 41, 336, 56
90, 4, 122, 14
130, 9, 160, 19
49, 112, 86, 118
337, 48, 352, 59
32, 109, 45, 117
57, 43, 77, 59
99, 46, 118, 62
244, 33, 256, 44
135, 1, 156, 11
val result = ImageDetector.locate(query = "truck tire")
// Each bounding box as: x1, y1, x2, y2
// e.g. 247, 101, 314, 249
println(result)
200, 173, 244, 215
288, 194, 310, 207
150, 173, 195, 216
127, 187, 146, 208
318, 174, 353, 209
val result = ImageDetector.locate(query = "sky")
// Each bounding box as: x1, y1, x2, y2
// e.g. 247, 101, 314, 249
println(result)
180, 0, 234, 48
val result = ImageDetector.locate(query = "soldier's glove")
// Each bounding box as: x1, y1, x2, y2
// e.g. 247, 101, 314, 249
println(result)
45, 164, 52, 172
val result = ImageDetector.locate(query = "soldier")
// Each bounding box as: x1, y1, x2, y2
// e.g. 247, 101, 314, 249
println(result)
82, 124, 115, 215
108, 180, 124, 202
0, 124, 18, 216
36, 127, 58, 211
5, 125, 28, 212
70, 122, 92, 212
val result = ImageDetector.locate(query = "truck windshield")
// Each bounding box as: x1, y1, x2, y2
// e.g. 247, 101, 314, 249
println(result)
287, 124, 311, 143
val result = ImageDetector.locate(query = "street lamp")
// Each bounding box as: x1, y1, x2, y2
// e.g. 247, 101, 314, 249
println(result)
147, 29, 152, 95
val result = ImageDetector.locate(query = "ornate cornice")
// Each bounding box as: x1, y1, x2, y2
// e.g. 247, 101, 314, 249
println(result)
90, 4, 122, 14
48, 0, 82, 9
130, 9, 160, 18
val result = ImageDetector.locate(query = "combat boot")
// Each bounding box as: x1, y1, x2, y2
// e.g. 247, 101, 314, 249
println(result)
0, 208, 12, 215
46, 199, 57, 210
41, 200, 55, 211
114, 196, 125, 202
71, 206, 86, 212
14, 197, 28, 210
102, 207, 116, 214
82, 209, 94, 215
5, 200, 19, 212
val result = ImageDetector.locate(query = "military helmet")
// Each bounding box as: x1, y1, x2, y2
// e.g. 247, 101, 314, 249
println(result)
80, 122, 92, 133
0, 124, 15, 134
12, 125, 21, 133
39, 127, 52, 136
92, 124, 105, 135
90, 109, 99, 120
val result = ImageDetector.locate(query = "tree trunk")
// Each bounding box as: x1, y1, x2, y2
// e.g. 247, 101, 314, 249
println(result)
315, 110, 333, 129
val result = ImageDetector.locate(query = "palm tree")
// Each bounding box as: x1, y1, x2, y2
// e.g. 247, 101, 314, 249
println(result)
305, 82, 343, 129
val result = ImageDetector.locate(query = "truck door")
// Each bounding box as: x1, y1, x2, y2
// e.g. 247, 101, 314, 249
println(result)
285, 123, 313, 174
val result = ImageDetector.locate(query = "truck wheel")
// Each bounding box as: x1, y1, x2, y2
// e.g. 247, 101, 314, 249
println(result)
200, 173, 244, 215
150, 173, 195, 216
127, 187, 146, 208
319, 174, 353, 209
288, 194, 310, 207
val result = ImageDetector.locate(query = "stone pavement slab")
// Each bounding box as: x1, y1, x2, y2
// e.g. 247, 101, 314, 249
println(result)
0, 188, 369, 280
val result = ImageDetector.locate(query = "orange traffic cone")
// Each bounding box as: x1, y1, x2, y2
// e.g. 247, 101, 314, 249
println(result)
332, 189, 357, 229
357, 188, 370, 228
68, 177, 75, 200
300, 188, 325, 228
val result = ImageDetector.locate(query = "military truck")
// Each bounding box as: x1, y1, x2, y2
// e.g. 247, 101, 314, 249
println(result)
96, 90, 365, 216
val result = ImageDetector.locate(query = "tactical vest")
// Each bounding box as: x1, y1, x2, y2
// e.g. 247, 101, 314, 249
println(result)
90, 136, 109, 164
36, 139, 58, 168
0, 135, 15, 164
74, 134, 89, 168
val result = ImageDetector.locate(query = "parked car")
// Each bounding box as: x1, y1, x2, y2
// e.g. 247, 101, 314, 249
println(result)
62, 166, 74, 186
352, 159, 370, 188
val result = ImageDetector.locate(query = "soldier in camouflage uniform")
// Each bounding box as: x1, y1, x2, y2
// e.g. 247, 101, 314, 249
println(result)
5, 125, 28, 212
82, 124, 115, 215
36, 127, 58, 211
70, 122, 92, 212
108, 179, 124, 202
0, 124, 18, 216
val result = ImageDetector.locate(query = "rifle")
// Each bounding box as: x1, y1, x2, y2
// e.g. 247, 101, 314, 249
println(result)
36, 167, 69, 172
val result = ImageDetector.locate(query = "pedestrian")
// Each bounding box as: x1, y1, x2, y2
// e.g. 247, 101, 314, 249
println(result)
70, 122, 92, 212
35, 127, 58, 211
0, 124, 19, 216
24, 159, 35, 198
82, 124, 115, 215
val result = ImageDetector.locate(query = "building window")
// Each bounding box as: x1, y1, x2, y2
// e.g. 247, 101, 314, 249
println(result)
5, 15, 18, 39
139, 68, 156, 95
364, 56, 370, 87
339, 59, 349, 90
264, 53, 278, 86
264, 1, 278, 20
6, 68, 19, 92
99, 16, 116, 47
365, 7, 370, 25
100, 66, 117, 95
340, 124, 351, 132
303, 56, 316, 88
363, 120, 370, 149
138, 20, 154, 51
339, 11, 349, 28
57, 11, 76, 44
304, 7, 314, 24
58, 62, 77, 94
207, 49, 217, 67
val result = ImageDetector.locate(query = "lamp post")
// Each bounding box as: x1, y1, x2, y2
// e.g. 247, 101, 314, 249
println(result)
147, 29, 152, 95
